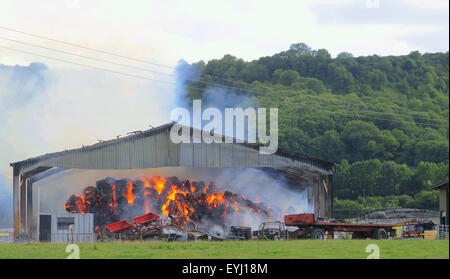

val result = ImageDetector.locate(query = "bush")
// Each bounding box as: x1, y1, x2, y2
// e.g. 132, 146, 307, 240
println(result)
333, 199, 363, 219
408, 190, 439, 210
278, 70, 300, 86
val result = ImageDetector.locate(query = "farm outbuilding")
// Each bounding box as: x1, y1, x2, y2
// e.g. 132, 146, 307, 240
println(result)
431, 180, 449, 226
10, 122, 334, 241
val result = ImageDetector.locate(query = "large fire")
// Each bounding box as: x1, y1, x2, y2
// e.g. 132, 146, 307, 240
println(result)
65, 176, 278, 234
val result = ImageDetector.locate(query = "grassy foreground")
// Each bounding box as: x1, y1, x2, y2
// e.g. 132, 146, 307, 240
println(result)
0, 240, 448, 259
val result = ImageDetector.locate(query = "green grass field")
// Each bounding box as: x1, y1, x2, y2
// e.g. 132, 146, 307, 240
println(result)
0, 240, 448, 259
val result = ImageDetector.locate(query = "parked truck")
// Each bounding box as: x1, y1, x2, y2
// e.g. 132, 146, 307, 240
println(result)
284, 213, 398, 240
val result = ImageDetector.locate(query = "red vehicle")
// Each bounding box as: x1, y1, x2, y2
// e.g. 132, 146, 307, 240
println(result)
104, 212, 187, 240
401, 221, 436, 239
284, 213, 399, 240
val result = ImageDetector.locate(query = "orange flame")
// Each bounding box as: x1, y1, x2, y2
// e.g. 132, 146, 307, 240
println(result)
66, 176, 280, 231
124, 180, 135, 205
109, 184, 117, 215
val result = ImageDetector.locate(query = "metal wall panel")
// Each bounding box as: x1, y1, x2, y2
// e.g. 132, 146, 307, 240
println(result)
155, 132, 169, 167
142, 136, 157, 168
233, 144, 247, 167
246, 148, 259, 167
88, 149, 102, 169
219, 143, 234, 167
259, 153, 273, 167
81, 150, 89, 170
51, 213, 94, 243
272, 154, 286, 168
102, 144, 116, 169
130, 137, 145, 169
179, 143, 194, 167
168, 135, 180, 167
116, 141, 130, 169
206, 143, 221, 167
193, 143, 207, 168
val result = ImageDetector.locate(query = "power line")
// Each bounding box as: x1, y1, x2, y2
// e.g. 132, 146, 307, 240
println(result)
292, 102, 447, 128
297, 93, 448, 121
0, 35, 257, 94
0, 45, 447, 128
0, 45, 176, 85
0, 44, 239, 97
249, 83, 448, 121
1, 44, 446, 128
0, 36, 174, 78
0, 26, 173, 69
293, 98, 449, 123
1, 25, 446, 120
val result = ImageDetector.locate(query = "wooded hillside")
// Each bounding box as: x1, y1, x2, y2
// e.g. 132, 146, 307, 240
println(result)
180, 43, 449, 217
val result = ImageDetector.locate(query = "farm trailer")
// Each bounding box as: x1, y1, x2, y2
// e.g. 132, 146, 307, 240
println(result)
284, 214, 398, 240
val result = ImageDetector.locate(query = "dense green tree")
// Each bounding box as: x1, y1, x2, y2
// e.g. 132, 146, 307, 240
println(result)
237, 63, 269, 83
337, 52, 354, 59
289, 43, 314, 57
334, 199, 364, 219
310, 130, 346, 163
327, 63, 356, 94
409, 190, 439, 210
278, 70, 300, 86
407, 162, 449, 195
341, 121, 380, 161
375, 161, 410, 196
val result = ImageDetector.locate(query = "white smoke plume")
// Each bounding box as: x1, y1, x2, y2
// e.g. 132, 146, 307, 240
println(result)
0, 59, 312, 232
0, 62, 177, 227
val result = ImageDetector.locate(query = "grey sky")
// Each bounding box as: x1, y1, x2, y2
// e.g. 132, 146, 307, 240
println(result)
0, 0, 448, 68
311, 0, 449, 54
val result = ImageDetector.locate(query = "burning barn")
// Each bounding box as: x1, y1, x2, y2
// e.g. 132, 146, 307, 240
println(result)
10, 122, 334, 242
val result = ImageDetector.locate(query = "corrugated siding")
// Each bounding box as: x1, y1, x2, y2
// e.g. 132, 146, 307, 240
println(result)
14, 127, 332, 175
220, 143, 234, 167
155, 132, 169, 167
193, 143, 207, 168
88, 148, 102, 169
51, 213, 94, 242
168, 135, 179, 167
206, 143, 221, 167
259, 153, 273, 167
143, 135, 157, 168
179, 143, 194, 167
81, 150, 89, 169
233, 144, 247, 167
246, 148, 259, 167
116, 142, 130, 169
102, 144, 116, 169
130, 137, 145, 169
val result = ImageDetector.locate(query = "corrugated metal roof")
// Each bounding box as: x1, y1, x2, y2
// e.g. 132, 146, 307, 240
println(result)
10, 122, 334, 175
431, 179, 449, 189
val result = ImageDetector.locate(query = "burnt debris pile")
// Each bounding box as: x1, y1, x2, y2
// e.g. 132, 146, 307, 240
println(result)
65, 176, 277, 232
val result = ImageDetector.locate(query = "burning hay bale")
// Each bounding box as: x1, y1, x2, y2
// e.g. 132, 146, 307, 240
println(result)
65, 176, 279, 235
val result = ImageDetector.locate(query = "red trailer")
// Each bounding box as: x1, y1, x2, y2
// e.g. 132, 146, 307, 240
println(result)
104, 220, 137, 240
103, 212, 188, 240
284, 214, 398, 240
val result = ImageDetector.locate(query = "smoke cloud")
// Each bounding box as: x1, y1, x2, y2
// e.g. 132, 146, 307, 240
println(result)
0, 59, 309, 232
0, 62, 177, 227
0, 173, 13, 229
174, 61, 259, 142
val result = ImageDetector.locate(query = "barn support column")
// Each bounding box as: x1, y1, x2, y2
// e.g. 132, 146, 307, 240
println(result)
20, 177, 27, 237
27, 179, 33, 239
314, 179, 320, 217
327, 175, 333, 218
13, 166, 20, 239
